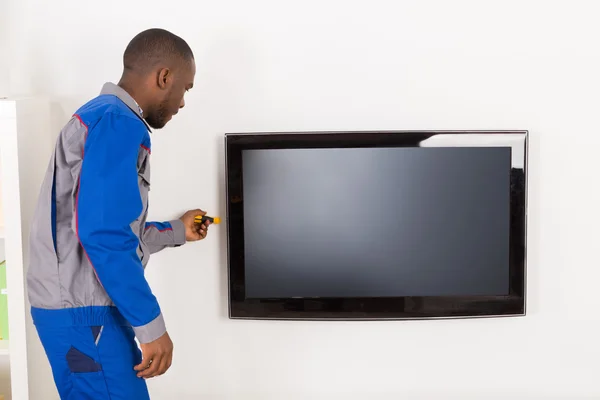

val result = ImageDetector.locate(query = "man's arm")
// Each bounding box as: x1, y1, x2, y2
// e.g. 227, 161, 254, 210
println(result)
76, 113, 165, 344
143, 220, 187, 254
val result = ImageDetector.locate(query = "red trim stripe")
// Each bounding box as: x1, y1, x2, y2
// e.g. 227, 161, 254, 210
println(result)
140, 144, 151, 154
145, 225, 173, 233
73, 114, 88, 129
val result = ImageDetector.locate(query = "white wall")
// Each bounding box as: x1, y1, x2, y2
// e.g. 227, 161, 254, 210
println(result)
5, 0, 600, 399
0, 0, 8, 97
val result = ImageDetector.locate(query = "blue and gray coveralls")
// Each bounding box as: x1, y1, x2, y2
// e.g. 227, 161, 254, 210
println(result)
27, 83, 186, 399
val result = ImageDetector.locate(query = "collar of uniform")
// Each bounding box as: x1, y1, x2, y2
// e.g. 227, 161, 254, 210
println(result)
100, 82, 152, 132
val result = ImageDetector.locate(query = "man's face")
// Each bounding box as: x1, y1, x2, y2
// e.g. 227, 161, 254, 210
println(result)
146, 59, 196, 129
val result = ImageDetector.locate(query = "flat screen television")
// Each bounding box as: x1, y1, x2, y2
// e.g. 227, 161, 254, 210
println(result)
225, 131, 527, 320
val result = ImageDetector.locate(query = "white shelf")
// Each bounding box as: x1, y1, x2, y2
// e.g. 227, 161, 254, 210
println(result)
0, 97, 54, 399
0, 341, 8, 356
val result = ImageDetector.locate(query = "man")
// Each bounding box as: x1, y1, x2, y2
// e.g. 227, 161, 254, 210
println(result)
27, 28, 207, 399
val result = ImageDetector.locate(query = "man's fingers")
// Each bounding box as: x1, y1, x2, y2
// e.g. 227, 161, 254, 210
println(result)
157, 352, 170, 376
138, 354, 163, 379
166, 351, 173, 371
186, 210, 210, 241
134, 352, 155, 372
197, 223, 208, 238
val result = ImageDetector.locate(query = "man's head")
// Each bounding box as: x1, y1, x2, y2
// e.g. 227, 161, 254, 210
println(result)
119, 28, 195, 129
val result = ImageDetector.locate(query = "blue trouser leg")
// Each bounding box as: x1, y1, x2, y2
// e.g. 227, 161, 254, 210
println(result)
32, 306, 150, 400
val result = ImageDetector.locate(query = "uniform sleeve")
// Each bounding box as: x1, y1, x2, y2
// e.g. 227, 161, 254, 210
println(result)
143, 220, 187, 254
76, 113, 166, 344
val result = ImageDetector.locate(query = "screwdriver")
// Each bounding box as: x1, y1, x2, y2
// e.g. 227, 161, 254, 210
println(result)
194, 215, 221, 225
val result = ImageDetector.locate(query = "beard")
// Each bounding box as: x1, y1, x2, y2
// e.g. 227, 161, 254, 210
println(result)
145, 100, 170, 129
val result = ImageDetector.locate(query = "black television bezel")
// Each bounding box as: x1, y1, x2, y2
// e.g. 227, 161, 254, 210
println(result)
225, 130, 528, 320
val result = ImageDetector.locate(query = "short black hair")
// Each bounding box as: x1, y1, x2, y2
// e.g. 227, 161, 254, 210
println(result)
123, 28, 194, 74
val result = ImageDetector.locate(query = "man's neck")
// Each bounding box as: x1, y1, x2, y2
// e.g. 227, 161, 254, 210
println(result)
117, 78, 150, 116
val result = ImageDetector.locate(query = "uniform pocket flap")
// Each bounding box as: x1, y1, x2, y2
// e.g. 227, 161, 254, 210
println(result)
66, 346, 102, 373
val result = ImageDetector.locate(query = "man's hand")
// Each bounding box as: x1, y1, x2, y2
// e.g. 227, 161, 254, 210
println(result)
179, 209, 211, 241
134, 332, 174, 379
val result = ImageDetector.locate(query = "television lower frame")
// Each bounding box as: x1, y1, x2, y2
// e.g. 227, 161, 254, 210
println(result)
225, 130, 528, 320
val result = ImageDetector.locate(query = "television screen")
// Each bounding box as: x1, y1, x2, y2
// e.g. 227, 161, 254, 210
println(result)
243, 146, 511, 299
225, 131, 527, 320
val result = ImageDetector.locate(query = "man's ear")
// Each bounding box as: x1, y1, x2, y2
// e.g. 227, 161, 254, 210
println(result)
157, 67, 171, 90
